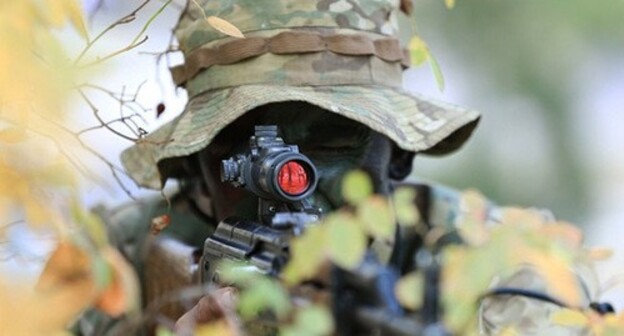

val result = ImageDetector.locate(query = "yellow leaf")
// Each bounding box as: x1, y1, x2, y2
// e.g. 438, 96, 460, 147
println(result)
196, 320, 237, 336
327, 212, 367, 270
0, 127, 28, 143
408, 36, 429, 66
207, 16, 245, 38
457, 190, 490, 245
357, 195, 395, 240
65, 0, 89, 40
282, 224, 328, 285
392, 187, 421, 227
523, 250, 582, 307
497, 326, 519, 336
551, 309, 590, 327
395, 272, 424, 310
445, 0, 456, 10
342, 170, 373, 205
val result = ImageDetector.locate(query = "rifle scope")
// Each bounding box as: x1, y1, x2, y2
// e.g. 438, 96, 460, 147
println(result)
220, 125, 318, 203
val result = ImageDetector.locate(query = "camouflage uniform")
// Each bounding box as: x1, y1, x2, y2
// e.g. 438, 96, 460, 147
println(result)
83, 0, 598, 335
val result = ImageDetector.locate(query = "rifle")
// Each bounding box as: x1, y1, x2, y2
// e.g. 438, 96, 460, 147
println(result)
198, 125, 449, 335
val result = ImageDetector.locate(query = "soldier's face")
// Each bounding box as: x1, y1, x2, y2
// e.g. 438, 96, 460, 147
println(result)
207, 102, 400, 218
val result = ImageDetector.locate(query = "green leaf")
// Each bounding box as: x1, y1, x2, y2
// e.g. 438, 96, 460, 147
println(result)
342, 170, 373, 205
357, 196, 395, 240
282, 224, 327, 285
91, 254, 113, 289
428, 52, 445, 92
392, 187, 420, 227
155, 326, 175, 336
238, 278, 291, 320
72, 200, 108, 248
408, 36, 429, 66
326, 212, 366, 270
395, 272, 424, 310
282, 305, 334, 336
219, 260, 261, 285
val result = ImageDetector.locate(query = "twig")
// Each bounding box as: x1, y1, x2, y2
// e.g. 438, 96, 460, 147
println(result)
78, 89, 138, 142
32, 111, 138, 200
129, 0, 174, 47
74, 0, 151, 64
79, 36, 149, 68
0, 220, 25, 233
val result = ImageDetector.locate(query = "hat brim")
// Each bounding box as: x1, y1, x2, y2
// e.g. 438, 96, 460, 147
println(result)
121, 84, 480, 189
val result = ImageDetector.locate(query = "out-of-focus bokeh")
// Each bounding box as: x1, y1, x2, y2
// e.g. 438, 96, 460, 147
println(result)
408, 0, 624, 307
76, 0, 624, 307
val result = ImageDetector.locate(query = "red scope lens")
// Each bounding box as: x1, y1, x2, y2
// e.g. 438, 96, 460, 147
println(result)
277, 161, 310, 195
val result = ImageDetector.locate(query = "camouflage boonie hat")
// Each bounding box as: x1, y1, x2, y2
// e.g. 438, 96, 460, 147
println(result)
122, 0, 481, 189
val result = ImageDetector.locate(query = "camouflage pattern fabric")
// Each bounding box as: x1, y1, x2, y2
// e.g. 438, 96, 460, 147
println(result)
120, 0, 481, 189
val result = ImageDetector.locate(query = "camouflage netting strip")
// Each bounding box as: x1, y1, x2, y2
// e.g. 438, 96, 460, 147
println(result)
171, 31, 409, 86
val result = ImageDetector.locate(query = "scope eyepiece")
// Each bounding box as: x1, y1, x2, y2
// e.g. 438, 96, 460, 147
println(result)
220, 126, 318, 203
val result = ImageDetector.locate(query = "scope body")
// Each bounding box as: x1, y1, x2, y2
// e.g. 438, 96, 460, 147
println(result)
220, 125, 318, 203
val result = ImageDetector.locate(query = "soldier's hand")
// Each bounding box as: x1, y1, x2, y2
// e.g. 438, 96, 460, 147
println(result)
174, 286, 239, 334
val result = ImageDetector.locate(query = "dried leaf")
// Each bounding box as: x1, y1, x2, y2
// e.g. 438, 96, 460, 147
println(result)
400, 0, 414, 15
36, 241, 98, 331
151, 214, 171, 235
94, 247, 140, 316
207, 16, 244, 38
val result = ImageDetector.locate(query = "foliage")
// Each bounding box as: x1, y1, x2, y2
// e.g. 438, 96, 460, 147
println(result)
0, 1, 169, 334
408, 36, 445, 91
224, 171, 624, 335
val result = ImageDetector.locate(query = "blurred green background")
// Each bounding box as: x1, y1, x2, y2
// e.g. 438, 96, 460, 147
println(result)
408, 0, 624, 224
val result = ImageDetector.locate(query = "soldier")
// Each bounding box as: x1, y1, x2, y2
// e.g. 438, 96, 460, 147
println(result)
80, 0, 599, 335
